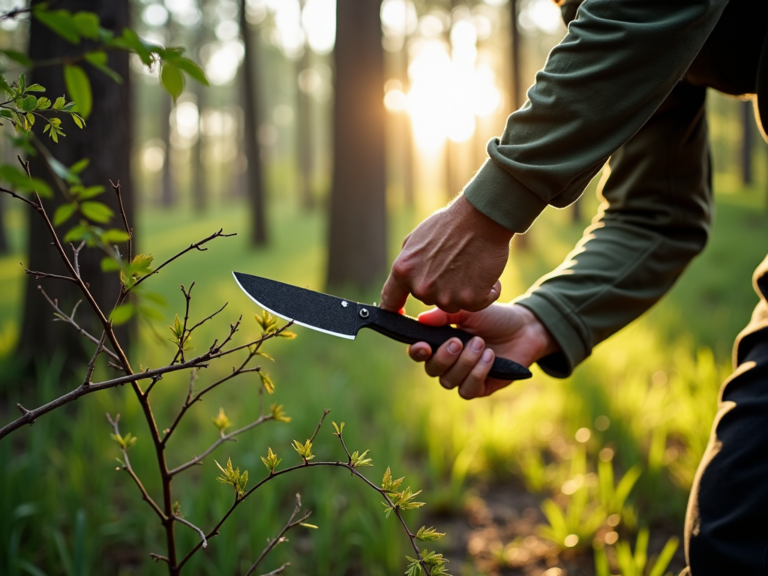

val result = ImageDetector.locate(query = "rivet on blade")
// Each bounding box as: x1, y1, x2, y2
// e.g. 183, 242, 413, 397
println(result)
359, 308, 369, 318
341, 301, 348, 307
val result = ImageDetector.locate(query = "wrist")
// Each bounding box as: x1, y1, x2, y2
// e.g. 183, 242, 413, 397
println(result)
515, 305, 560, 361
450, 194, 515, 244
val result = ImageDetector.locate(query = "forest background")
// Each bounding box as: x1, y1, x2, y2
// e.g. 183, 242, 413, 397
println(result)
1, 0, 767, 575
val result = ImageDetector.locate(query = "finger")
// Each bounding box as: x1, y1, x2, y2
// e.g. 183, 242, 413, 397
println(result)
407, 342, 432, 363
458, 348, 495, 399
438, 337, 485, 391
479, 378, 513, 398
380, 271, 410, 312
464, 280, 503, 312
424, 338, 463, 382
417, 308, 471, 327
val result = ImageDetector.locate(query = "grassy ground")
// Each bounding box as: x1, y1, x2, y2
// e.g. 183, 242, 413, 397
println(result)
0, 183, 765, 575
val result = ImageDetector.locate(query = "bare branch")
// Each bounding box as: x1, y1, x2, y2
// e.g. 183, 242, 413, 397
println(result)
82, 331, 108, 386
129, 229, 236, 291
71, 240, 86, 279
259, 564, 291, 576
107, 414, 167, 522
110, 180, 133, 262
38, 287, 121, 364
149, 553, 170, 564
25, 269, 78, 284
0, 186, 40, 210
169, 415, 271, 476
309, 409, 331, 444
244, 494, 311, 576
174, 515, 207, 549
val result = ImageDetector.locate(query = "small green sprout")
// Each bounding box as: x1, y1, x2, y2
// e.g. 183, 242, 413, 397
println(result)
270, 403, 291, 423
261, 447, 281, 474
215, 458, 249, 498
212, 408, 231, 432
292, 439, 315, 462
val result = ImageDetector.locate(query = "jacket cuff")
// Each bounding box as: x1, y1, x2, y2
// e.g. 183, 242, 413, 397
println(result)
462, 151, 548, 233
516, 292, 591, 378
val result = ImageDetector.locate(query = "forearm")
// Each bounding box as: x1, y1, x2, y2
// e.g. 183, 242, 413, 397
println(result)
463, 0, 727, 233
516, 82, 713, 377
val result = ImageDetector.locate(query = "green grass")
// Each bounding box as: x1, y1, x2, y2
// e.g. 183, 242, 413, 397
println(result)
0, 186, 765, 574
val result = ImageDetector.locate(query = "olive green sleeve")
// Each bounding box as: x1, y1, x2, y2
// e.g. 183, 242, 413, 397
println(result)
463, 0, 727, 233
515, 83, 713, 377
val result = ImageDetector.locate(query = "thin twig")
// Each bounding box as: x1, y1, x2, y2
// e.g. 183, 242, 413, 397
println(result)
0, 327, 280, 440
149, 553, 170, 564
25, 269, 78, 283
71, 240, 86, 279
110, 180, 133, 262
309, 409, 331, 444
38, 287, 121, 364
259, 564, 290, 576
174, 515, 207, 549
107, 414, 167, 522
0, 186, 39, 210
82, 331, 108, 386
244, 495, 311, 576
130, 229, 236, 291
169, 415, 272, 476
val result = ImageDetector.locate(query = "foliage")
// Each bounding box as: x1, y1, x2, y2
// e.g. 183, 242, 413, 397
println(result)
594, 528, 679, 576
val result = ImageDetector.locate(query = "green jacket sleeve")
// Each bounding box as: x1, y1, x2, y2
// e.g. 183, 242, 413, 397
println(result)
516, 82, 713, 377
462, 0, 727, 233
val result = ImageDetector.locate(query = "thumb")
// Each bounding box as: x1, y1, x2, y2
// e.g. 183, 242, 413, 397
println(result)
417, 307, 472, 326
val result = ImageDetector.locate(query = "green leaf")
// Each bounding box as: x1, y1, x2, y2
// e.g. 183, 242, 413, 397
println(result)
100, 257, 121, 272
415, 526, 446, 542
0, 76, 12, 96
130, 254, 154, 276
53, 96, 67, 110
63, 223, 90, 243
69, 158, 89, 175
25, 83, 46, 93
36, 97, 51, 110
160, 63, 185, 103
169, 56, 209, 86
0, 50, 32, 68
47, 156, 80, 184
72, 12, 100, 40
0, 164, 52, 198
21, 96, 37, 111
111, 28, 153, 66
84, 51, 123, 84
33, 7, 81, 44
259, 371, 275, 394
71, 113, 85, 129
80, 201, 113, 223
18, 73, 25, 93
71, 184, 104, 200
63, 65, 92, 119
0, 110, 12, 119
110, 303, 135, 326
101, 228, 130, 244
53, 203, 77, 226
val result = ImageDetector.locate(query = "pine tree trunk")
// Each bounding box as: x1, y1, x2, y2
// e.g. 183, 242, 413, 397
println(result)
191, 15, 207, 213
0, 195, 8, 255
742, 99, 753, 185
20, 0, 133, 363
239, 0, 267, 245
297, 48, 315, 211
327, 0, 387, 290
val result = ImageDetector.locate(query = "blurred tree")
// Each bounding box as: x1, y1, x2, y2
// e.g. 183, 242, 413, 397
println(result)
741, 99, 753, 185
191, 2, 207, 213
0, 194, 7, 254
297, 39, 315, 211
327, 0, 387, 289
160, 90, 176, 206
239, 0, 268, 245
20, 0, 133, 361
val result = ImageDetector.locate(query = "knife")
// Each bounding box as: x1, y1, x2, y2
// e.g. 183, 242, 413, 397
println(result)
233, 272, 531, 381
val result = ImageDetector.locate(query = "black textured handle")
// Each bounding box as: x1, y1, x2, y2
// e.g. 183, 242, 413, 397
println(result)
356, 305, 531, 381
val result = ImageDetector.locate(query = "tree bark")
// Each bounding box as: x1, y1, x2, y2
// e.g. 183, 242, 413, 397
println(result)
297, 47, 315, 211
20, 0, 133, 362
239, 0, 267, 245
327, 0, 387, 290
159, 90, 175, 206
742, 99, 753, 186
191, 11, 207, 213
0, 195, 8, 255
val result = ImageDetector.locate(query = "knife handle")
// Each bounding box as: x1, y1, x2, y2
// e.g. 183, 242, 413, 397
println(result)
357, 305, 531, 381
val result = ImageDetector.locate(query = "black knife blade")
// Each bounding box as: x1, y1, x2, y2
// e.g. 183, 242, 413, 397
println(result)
233, 272, 531, 381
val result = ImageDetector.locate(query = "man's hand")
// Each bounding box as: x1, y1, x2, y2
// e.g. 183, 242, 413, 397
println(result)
408, 304, 559, 399
380, 195, 515, 313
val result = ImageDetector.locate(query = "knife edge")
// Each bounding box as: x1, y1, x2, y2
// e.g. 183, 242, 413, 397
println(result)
232, 272, 356, 340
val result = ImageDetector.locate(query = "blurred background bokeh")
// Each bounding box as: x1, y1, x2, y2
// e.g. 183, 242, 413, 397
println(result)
1, 0, 767, 574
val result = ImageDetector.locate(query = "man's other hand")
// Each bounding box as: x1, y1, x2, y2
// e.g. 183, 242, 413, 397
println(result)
380, 195, 515, 313
408, 304, 559, 399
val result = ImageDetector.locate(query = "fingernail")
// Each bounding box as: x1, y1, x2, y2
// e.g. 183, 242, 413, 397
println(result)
447, 340, 461, 354
416, 348, 429, 359
481, 349, 494, 363
470, 337, 484, 352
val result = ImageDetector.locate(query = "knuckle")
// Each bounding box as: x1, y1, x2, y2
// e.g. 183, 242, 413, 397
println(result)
391, 258, 414, 280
